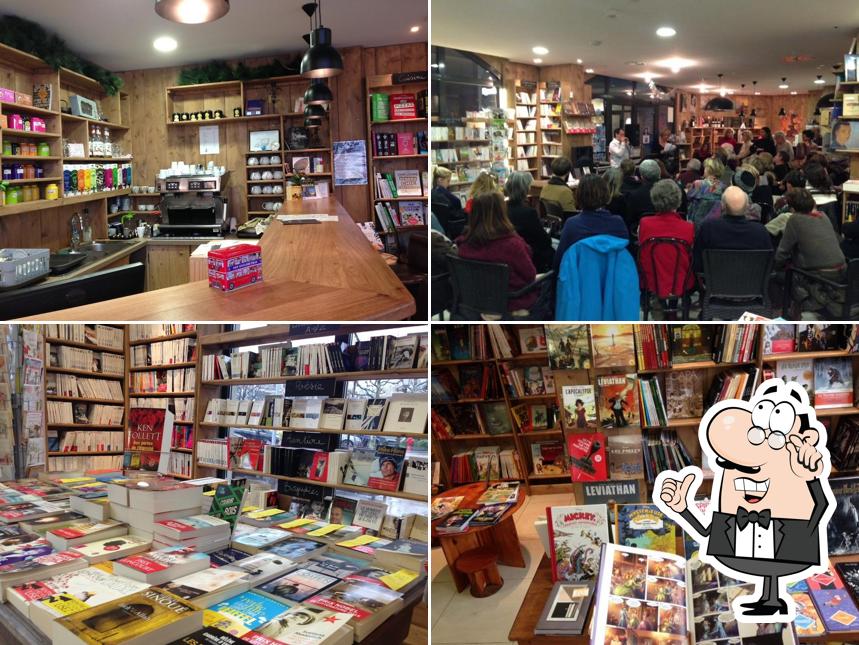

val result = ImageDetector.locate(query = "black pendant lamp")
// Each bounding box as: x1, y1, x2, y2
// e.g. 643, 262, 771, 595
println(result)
301, 0, 343, 78
304, 79, 333, 105
778, 106, 786, 117
304, 104, 326, 121
304, 118, 320, 128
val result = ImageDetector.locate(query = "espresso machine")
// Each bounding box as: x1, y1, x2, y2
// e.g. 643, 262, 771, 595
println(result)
156, 171, 230, 237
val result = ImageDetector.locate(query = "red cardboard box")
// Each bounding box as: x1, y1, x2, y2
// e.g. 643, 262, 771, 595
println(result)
207, 243, 262, 291
389, 93, 417, 120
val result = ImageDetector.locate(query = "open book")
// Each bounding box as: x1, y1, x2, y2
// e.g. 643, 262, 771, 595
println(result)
590, 543, 796, 645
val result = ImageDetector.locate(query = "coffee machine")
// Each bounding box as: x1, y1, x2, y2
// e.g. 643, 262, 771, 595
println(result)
156, 171, 230, 237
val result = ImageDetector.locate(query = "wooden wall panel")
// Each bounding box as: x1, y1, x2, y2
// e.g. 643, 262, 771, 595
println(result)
0, 201, 109, 252
119, 42, 426, 225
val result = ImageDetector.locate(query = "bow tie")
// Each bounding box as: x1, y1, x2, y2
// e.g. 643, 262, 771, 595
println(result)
736, 507, 771, 530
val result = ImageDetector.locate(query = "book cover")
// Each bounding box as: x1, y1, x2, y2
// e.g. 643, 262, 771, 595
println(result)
353, 499, 387, 532
361, 399, 387, 430
596, 374, 640, 428
328, 496, 357, 526
12, 565, 148, 609
232, 528, 289, 550
320, 398, 346, 429
814, 358, 853, 408
267, 537, 327, 562
535, 580, 594, 635
367, 445, 405, 491
566, 432, 607, 482
837, 562, 859, 608
258, 568, 339, 602
606, 430, 644, 481
546, 325, 591, 370
434, 509, 475, 533
251, 605, 351, 644
670, 325, 715, 364
210, 591, 292, 633
306, 579, 401, 620
518, 326, 547, 354
480, 402, 513, 435
615, 503, 680, 555
464, 503, 511, 528
126, 407, 175, 474
162, 568, 247, 601
776, 358, 814, 398
561, 385, 596, 430
168, 627, 255, 645
763, 324, 797, 355
798, 324, 846, 351
591, 325, 636, 369
522, 366, 547, 395
303, 553, 366, 579
828, 477, 859, 555
430, 496, 463, 521
663, 371, 704, 419
54, 588, 200, 644
546, 504, 610, 582
116, 546, 208, 574
530, 441, 566, 475
70, 535, 151, 562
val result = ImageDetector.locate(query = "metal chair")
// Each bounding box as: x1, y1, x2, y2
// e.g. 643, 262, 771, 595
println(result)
700, 249, 775, 320
783, 259, 859, 319
637, 237, 694, 320
445, 253, 553, 320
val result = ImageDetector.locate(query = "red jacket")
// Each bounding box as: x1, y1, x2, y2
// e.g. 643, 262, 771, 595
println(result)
638, 212, 695, 298
456, 233, 538, 311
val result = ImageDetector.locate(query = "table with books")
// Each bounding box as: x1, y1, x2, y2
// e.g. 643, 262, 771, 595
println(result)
431, 482, 525, 592
0, 474, 428, 645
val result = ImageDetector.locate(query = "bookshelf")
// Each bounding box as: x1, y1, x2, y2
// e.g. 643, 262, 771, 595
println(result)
512, 79, 539, 179
431, 323, 859, 502
193, 323, 429, 508
366, 73, 428, 254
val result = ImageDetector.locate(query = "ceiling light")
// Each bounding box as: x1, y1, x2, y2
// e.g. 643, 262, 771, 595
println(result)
576, 58, 583, 64
304, 104, 326, 120
154, 0, 229, 24
301, 1, 343, 78
815, 74, 826, 85
153, 36, 178, 52
532, 46, 549, 55
790, 91, 798, 95
778, 77, 789, 89
585, 68, 594, 74
652, 57, 695, 75
304, 118, 320, 129
304, 79, 332, 105
410, 25, 420, 33
533, 58, 543, 64
656, 26, 676, 38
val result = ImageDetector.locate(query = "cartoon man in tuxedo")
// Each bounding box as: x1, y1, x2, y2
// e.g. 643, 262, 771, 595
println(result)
654, 378, 835, 622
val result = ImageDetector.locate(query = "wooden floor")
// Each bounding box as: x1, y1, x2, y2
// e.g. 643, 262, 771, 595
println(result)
404, 600, 428, 644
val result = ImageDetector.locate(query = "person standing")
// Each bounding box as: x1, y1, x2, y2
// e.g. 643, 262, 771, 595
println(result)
609, 128, 631, 168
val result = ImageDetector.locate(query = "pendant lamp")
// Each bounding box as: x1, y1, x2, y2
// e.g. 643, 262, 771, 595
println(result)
155, 0, 229, 23
778, 106, 786, 117
304, 104, 326, 120
304, 79, 333, 105
304, 118, 320, 128
301, 0, 343, 78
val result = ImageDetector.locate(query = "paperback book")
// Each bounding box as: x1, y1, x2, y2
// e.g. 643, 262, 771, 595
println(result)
546, 325, 592, 370
596, 374, 640, 429
591, 325, 636, 369
547, 504, 611, 582
561, 385, 597, 430
615, 503, 681, 555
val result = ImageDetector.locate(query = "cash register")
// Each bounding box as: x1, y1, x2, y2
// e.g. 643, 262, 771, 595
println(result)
156, 171, 230, 237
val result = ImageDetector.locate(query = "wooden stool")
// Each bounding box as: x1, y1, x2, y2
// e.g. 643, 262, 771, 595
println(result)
454, 547, 504, 598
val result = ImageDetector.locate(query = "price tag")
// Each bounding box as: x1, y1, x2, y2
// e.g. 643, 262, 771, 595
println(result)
307, 523, 344, 537
379, 569, 419, 591
337, 534, 380, 548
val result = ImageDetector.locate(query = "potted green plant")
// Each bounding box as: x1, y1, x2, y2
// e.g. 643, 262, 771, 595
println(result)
287, 173, 303, 201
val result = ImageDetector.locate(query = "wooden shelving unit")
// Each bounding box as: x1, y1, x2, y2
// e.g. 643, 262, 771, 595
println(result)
366, 72, 428, 254
194, 323, 428, 507
511, 79, 540, 180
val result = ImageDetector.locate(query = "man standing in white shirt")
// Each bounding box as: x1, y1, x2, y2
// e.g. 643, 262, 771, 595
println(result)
609, 128, 631, 168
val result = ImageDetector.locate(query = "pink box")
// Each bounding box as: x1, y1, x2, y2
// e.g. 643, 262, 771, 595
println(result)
14, 92, 32, 106
31, 117, 45, 132
7, 114, 23, 130
0, 88, 15, 103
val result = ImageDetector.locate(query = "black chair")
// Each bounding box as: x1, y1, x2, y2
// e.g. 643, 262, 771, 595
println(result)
637, 237, 694, 320
0, 262, 145, 319
431, 196, 466, 239
431, 273, 452, 320
541, 199, 565, 218
783, 259, 859, 319
817, 200, 841, 235
445, 253, 553, 320
756, 201, 775, 225
700, 249, 775, 320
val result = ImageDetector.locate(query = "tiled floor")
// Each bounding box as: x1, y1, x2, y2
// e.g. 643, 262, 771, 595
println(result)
431, 493, 574, 645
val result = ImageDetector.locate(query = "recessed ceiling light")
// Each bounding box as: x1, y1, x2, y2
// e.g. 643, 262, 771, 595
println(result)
656, 26, 676, 38
154, 0, 229, 24
585, 68, 595, 74
576, 58, 583, 64
533, 58, 543, 64
410, 25, 420, 33
652, 57, 695, 74
790, 91, 798, 95
532, 46, 549, 55
754, 91, 761, 95
153, 36, 178, 52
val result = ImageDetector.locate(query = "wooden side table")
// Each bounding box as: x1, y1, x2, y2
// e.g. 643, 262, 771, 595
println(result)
432, 482, 526, 593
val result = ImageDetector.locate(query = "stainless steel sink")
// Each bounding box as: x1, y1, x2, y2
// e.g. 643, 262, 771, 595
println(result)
87, 240, 136, 253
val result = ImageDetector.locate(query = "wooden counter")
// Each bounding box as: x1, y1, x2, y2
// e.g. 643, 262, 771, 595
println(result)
21, 197, 417, 321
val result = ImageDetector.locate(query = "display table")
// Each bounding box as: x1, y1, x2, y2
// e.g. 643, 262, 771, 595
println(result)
0, 580, 426, 645
21, 197, 416, 321
431, 482, 526, 593
508, 556, 593, 645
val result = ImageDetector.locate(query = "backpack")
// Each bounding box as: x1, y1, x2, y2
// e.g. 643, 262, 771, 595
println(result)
687, 184, 723, 230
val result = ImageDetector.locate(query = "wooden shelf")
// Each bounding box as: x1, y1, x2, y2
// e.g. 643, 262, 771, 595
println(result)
62, 188, 131, 206
199, 421, 425, 438
60, 113, 129, 130
637, 360, 757, 374
373, 197, 428, 203
5, 176, 62, 184
437, 433, 514, 441
1, 155, 61, 161
509, 394, 557, 402
47, 395, 123, 405
47, 423, 123, 430
171, 448, 194, 454
227, 466, 426, 501
165, 472, 192, 479
63, 157, 133, 163
129, 362, 196, 372
128, 331, 197, 346
372, 154, 428, 160
528, 472, 568, 480
761, 350, 853, 362
520, 429, 563, 438
45, 338, 124, 354
166, 114, 286, 127
128, 391, 194, 397
48, 451, 123, 456
1, 128, 60, 139
370, 118, 427, 125
197, 324, 409, 347
46, 366, 123, 380
202, 368, 425, 385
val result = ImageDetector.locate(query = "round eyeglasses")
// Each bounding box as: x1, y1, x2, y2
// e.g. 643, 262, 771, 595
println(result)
747, 426, 786, 449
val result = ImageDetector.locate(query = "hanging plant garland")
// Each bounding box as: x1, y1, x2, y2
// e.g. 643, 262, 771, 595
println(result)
0, 14, 122, 95
177, 58, 302, 86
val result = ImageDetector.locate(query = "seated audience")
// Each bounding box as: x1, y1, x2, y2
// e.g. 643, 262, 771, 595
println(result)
638, 179, 695, 298
625, 159, 662, 230
768, 169, 806, 236
463, 171, 498, 214
539, 157, 577, 213
714, 147, 735, 185
678, 158, 702, 188
431, 212, 456, 276
775, 187, 847, 314
754, 126, 777, 156
432, 166, 462, 211
431, 166, 467, 238
693, 186, 772, 272
504, 171, 554, 273
604, 167, 628, 219
718, 128, 738, 151
731, 166, 763, 221
805, 162, 840, 230
748, 155, 775, 209
620, 159, 640, 196
773, 150, 791, 183
794, 128, 818, 164
774, 131, 795, 162
687, 158, 726, 228
554, 174, 629, 273
737, 129, 755, 160
455, 191, 538, 312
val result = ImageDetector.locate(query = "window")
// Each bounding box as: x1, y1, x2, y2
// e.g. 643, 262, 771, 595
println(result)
432, 46, 501, 121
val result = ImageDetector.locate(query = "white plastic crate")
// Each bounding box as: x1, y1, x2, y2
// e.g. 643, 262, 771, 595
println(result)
0, 248, 50, 288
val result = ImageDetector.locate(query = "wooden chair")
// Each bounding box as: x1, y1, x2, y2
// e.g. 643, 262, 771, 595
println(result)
454, 547, 504, 598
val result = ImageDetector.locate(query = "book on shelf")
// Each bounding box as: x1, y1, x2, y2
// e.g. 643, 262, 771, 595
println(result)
596, 374, 640, 429
664, 370, 704, 419
546, 324, 592, 370
797, 324, 846, 351
615, 503, 681, 555
566, 432, 607, 483
131, 367, 196, 394
813, 357, 853, 408
531, 440, 566, 475
606, 431, 644, 481
401, 455, 428, 496
305, 579, 404, 641
641, 429, 695, 482
129, 323, 196, 342
638, 376, 668, 428
547, 504, 610, 582
669, 324, 715, 364
367, 445, 406, 492
634, 323, 671, 370
46, 324, 124, 350
763, 323, 797, 354
591, 325, 636, 369
131, 336, 197, 367
210, 590, 293, 635
381, 394, 427, 434
46, 518, 126, 549
775, 358, 814, 398
124, 407, 175, 474
248, 604, 353, 645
